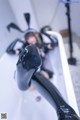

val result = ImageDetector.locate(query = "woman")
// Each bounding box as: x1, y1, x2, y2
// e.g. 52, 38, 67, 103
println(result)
16, 32, 53, 79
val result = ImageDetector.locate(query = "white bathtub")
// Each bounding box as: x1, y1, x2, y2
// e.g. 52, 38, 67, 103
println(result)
0, 31, 79, 120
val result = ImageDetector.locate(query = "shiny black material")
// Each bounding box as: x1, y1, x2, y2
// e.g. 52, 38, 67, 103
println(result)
32, 73, 80, 120
7, 12, 31, 33
16, 44, 80, 119
16, 45, 41, 90
17, 45, 41, 70
24, 13, 30, 28
7, 23, 24, 33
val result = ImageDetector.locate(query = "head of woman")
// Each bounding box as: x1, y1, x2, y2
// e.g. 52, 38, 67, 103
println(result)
25, 32, 37, 45
24, 32, 43, 48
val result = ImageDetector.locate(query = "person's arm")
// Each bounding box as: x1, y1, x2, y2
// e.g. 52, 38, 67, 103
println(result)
42, 43, 53, 54
6, 39, 24, 55
15, 42, 29, 55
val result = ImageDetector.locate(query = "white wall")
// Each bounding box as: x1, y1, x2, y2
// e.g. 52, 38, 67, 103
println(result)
30, 0, 67, 31
8, 0, 80, 37
71, 3, 80, 36
8, 0, 38, 31
31, 0, 80, 36
0, 0, 21, 57
8, 0, 67, 31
